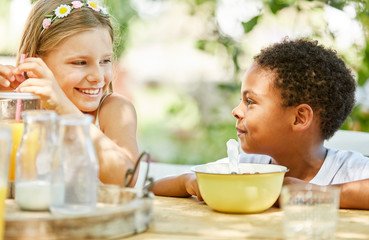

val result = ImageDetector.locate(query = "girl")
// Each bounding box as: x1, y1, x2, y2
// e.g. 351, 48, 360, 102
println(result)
1, 0, 139, 186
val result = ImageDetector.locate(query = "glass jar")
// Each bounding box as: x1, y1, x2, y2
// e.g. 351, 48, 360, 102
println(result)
0, 126, 11, 238
14, 110, 57, 211
50, 114, 99, 215
0, 92, 41, 184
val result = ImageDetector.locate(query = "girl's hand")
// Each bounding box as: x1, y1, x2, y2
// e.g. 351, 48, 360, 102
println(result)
0, 64, 24, 90
14, 57, 79, 114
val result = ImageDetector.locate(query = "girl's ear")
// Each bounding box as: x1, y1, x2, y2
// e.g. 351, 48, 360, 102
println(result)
292, 104, 313, 131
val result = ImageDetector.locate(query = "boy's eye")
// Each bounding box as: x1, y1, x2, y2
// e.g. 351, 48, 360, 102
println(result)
245, 98, 255, 105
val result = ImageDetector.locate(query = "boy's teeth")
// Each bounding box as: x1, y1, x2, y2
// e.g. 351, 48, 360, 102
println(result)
80, 89, 99, 95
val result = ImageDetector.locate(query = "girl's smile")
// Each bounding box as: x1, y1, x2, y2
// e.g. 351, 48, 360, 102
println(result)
75, 87, 102, 96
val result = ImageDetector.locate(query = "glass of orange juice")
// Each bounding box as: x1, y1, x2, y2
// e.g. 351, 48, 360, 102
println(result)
0, 126, 11, 240
7, 122, 23, 182
0, 92, 41, 197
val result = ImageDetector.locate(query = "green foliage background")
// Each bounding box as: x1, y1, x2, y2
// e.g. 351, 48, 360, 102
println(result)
104, 0, 369, 164
13, 0, 369, 164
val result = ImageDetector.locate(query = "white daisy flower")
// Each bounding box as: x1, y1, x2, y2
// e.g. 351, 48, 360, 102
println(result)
100, 7, 108, 15
54, 4, 72, 18
41, 0, 111, 33
87, 1, 100, 12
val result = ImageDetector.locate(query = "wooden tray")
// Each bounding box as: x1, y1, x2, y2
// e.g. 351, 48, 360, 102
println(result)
4, 185, 153, 240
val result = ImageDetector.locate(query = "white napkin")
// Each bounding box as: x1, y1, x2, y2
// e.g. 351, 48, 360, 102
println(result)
226, 139, 239, 174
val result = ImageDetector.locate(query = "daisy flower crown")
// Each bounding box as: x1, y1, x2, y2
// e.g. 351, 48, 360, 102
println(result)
41, 0, 108, 34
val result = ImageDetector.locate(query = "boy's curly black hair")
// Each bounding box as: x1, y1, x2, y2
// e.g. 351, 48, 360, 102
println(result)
254, 39, 356, 140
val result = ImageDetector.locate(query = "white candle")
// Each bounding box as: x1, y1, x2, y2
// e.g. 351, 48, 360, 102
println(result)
15, 180, 50, 211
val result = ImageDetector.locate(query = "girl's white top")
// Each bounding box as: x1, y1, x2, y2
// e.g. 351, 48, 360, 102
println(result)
94, 92, 112, 129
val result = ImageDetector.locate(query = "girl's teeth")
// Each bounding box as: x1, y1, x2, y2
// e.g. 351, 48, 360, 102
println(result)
80, 89, 99, 95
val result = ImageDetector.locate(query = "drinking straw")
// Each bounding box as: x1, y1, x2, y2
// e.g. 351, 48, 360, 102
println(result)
15, 54, 26, 122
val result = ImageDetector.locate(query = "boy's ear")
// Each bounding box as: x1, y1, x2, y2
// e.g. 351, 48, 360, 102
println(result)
292, 104, 313, 131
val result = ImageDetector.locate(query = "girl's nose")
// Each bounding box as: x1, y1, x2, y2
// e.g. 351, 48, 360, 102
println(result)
87, 64, 104, 83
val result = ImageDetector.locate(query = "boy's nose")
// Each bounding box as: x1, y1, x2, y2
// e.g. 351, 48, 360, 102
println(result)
232, 104, 242, 119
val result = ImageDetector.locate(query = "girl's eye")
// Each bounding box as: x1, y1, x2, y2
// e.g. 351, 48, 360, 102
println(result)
73, 61, 86, 65
101, 59, 112, 64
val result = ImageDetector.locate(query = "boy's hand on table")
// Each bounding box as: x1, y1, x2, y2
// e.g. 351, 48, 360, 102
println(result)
274, 177, 309, 208
183, 173, 203, 201
283, 176, 308, 185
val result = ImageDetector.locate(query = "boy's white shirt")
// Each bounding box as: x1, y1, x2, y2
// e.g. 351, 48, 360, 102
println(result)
216, 148, 369, 185
309, 148, 369, 185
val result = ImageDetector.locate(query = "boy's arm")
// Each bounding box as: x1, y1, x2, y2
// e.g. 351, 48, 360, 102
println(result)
284, 177, 369, 209
339, 179, 369, 209
152, 173, 203, 200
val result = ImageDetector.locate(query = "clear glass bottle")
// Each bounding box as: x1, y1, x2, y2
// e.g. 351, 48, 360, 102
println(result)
50, 114, 99, 215
0, 125, 11, 238
0, 125, 11, 194
14, 110, 57, 211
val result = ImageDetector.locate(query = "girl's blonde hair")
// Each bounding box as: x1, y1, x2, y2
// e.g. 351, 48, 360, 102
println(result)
17, 0, 113, 64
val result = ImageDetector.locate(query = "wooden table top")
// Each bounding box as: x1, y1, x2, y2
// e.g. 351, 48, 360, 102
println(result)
127, 196, 369, 240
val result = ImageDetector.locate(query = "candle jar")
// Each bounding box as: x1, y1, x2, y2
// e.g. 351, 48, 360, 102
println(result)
14, 110, 57, 211
50, 114, 99, 215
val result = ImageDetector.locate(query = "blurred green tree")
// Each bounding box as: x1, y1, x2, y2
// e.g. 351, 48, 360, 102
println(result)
189, 0, 369, 134
24, 0, 369, 163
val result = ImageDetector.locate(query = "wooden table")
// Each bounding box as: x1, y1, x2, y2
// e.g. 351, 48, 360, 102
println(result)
127, 196, 369, 240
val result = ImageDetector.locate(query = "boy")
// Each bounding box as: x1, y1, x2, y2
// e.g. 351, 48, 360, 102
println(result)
153, 39, 369, 209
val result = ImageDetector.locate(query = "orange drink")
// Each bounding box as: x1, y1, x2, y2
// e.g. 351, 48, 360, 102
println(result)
8, 122, 24, 181
0, 186, 5, 240
0, 126, 11, 240
0, 92, 41, 182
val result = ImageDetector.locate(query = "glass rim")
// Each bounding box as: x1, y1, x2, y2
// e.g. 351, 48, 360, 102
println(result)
282, 183, 341, 193
0, 92, 40, 100
21, 110, 58, 121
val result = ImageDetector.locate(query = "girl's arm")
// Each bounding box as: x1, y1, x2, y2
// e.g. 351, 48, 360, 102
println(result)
152, 173, 203, 200
93, 93, 139, 186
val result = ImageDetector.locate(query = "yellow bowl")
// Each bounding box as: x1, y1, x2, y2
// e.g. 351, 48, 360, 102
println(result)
191, 162, 289, 213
